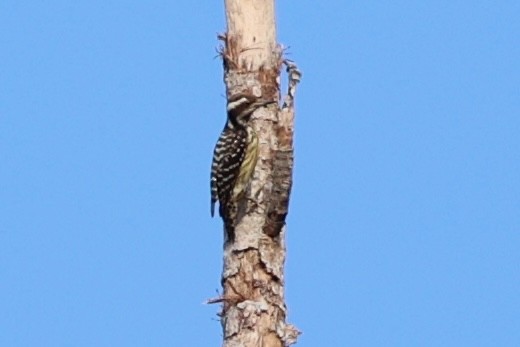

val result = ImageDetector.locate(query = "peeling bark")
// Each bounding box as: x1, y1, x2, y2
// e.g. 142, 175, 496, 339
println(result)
214, 1, 301, 346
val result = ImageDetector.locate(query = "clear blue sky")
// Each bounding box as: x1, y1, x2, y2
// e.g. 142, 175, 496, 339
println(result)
1, 1, 519, 346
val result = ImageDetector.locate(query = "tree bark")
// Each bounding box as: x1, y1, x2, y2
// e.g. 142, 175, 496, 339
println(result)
214, 1, 301, 346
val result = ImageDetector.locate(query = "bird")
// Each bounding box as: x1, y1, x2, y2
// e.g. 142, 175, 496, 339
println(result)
210, 93, 275, 240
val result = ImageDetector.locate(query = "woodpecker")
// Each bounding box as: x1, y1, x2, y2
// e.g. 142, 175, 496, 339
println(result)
210, 93, 274, 239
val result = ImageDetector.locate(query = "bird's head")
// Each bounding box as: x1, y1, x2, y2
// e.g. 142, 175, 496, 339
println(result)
227, 93, 276, 127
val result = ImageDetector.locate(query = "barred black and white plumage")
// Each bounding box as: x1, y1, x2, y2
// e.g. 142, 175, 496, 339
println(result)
210, 93, 274, 240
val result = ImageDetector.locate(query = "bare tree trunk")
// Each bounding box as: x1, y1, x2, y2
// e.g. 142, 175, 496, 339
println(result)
211, 1, 301, 346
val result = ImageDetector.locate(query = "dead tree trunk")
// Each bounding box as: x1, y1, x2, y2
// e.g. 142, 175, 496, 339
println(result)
212, 1, 301, 346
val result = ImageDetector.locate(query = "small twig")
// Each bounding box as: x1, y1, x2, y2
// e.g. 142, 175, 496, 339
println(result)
206, 296, 226, 305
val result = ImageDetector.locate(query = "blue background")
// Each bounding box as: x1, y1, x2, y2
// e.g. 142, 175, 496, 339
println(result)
2, 1, 519, 346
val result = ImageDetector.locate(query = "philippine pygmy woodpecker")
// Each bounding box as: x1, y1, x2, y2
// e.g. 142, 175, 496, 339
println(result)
210, 93, 274, 239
